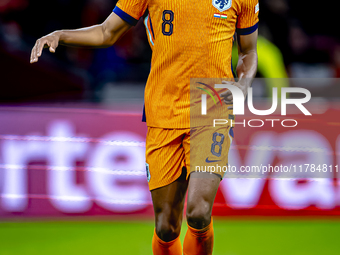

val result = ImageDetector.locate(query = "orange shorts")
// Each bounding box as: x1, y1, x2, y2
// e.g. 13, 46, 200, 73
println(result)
145, 126, 233, 190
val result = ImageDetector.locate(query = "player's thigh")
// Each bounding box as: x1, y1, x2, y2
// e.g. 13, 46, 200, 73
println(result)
184, 126, 233, 227
186, 172, 220, 228
151, 168, 188, 218
151, 168, 188, 241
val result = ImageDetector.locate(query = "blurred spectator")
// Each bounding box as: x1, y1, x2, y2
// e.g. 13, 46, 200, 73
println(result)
332, 45, 340, 78
1, 21, 22, 49
287, 22, 335, 79
0, 0, 27, 14
259, 0, 290, 64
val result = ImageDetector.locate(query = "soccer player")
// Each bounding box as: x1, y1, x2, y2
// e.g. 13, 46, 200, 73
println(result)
30, 0, 259, 254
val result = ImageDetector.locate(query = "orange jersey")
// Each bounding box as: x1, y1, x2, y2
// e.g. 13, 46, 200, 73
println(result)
113, 0, 259, 128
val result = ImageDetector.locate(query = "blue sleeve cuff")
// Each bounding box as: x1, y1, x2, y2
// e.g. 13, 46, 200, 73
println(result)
113, 6, 139, 26
142, 105, 146, 122
236, 22, 258, 35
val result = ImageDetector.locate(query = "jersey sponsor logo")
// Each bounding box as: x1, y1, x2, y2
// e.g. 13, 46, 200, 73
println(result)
205, 157, 222, 163
255, 3, 259, 13
146, 162, 151, 182
213, 0, 232, 12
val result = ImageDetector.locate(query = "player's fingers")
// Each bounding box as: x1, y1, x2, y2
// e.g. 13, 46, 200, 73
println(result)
46, 41, 53, 53
222, 80, 235, 84
224, 99, 233, 105
52, 42, 59, 52
31, 41, 41, 63
221, 93, 233, 102
224, 98, 233, 108
30, 41, 38, 63
220, 90, 231, 98
36, 39, 46, 58
223, 94, 233, 104
47, 40, 57, 53
36, 39, 49, 61
220, 90, 231, 95
50, 40, 58, 53
31, 39, 43, 63
225, 94, 233, 101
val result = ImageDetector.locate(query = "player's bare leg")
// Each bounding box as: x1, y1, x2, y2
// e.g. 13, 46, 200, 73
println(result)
183, 172, 221, 255
151, 173, 188, 240
151, 169, 188, 254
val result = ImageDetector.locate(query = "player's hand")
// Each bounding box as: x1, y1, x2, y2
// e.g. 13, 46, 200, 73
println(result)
220, 80, 249, 109
30, 31, 60, 63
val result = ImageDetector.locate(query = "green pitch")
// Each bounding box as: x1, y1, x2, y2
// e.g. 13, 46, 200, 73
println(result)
0, 219, 339, 255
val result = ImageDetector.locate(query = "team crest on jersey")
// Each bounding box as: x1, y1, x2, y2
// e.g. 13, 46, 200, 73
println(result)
213, 0, 232, 12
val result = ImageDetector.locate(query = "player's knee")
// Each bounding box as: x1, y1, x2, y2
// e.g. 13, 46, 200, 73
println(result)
186, 201, 211, 229
155, 213, 181, 242
155, 221, 181, 242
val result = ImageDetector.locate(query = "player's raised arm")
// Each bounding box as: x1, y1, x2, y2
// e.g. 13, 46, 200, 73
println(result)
30, 13, 131, 63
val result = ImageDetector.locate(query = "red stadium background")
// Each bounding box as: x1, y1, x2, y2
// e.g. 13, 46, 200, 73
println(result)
1, 104, 339, 218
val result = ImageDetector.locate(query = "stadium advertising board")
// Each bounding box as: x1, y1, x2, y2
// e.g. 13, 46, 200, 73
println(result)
0, 105, 339, 217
